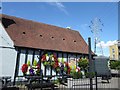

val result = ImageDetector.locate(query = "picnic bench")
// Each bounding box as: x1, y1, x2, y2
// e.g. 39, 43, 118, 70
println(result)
25, 75, 57, 90
0, 76, 19, 90
1, 76, 11, 87
57, 74, 72, 86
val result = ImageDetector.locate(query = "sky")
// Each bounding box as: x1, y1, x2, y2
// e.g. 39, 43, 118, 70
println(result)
1, 2, 118, 56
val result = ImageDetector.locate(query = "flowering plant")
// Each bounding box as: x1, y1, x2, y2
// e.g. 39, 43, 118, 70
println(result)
78, 58, 88, 69
52, 58, 60, 72
41, 53, 61, 73
41, 54, 72, 74
21, 64, 28, 74
41, 54, 55, 66
70, 67, 82, 79
21, 60, 40, 76
64, 62, 71, 74
78, 58, 89, 73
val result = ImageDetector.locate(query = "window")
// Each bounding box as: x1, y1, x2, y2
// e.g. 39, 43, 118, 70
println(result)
113, 54, 115, 59
112, 48, 115, 53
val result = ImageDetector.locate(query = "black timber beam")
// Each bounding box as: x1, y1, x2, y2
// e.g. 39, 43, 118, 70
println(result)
13, 48, 21, 85
25, 49, 28, 64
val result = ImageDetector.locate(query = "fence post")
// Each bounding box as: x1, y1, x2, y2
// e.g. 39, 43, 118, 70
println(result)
88, 37, 93, 90
95, 72, 98, 90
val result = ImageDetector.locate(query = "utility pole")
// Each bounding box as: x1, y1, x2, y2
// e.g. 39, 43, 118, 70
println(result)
88, 37, 93, 90
89, 18, 104, 55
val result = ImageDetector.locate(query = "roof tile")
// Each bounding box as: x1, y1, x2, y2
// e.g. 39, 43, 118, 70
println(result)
1, 14, 90, 54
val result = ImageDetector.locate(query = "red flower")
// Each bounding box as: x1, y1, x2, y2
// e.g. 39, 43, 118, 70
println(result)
68, 68, 71, 74
65, 62, 69, 67
53, 54, 58, 62
55, 59, 58, 63
41, 55, 46, 62
76, 67, 80, 72
53, 62, 59, 69
37, 64, 40, 69
21, 64, 28, 73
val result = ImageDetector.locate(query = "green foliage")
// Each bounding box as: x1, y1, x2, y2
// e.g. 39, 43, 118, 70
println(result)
43, 61, 49, 66
36, 69, 40, 75
110, 60, 120, 70
27, 60, 31, 66
58, 58, 61, 62
33, 59, 37, 66
64, 67, 67, 72
61, 58, 64, 63
45, 54, 48, 57
70, 70, 82, 79
56, 67, 60, 72
53, 79, 60, 84
116, 65, 120, 70
49, 54, 53, 60
78, 58, 89, 70
51, 61, 55, 66
85, 72, 95, 78
70, 65, 76, 70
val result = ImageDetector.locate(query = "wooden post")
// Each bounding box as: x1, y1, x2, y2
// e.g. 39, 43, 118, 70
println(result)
32, 50, 35, 65
39, 50, 42, 71
76, 54, 77, 68
50, 52, 53, 76
67, 53, 68, 74
56, 52, 58, 75
44, 66, 46, 76
25, 49, 28, 64
13, 48, 21, 85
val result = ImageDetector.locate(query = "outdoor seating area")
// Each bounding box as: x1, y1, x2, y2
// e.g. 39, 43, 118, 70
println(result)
0, 76, 19, 90
1, 76, 11, 87
1, 55, 119, 90
1, 73, 119, 90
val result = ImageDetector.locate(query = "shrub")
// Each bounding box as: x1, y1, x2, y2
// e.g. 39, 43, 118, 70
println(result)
116, 65, 120, 70
78, 58, 89, 71
70, 70, 82, 79
85, 72, 95, 78
110, 60, 120, 70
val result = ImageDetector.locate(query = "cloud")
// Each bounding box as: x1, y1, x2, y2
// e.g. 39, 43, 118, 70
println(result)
80, 24, 89, 30
47, 2, 68, 15
96, 40, 118, 48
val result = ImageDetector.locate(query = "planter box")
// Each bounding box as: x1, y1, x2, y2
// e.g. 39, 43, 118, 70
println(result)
67, 78, 96, 88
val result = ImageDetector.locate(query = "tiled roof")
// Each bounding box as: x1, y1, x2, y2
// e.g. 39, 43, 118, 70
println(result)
1, 14, 90, 54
